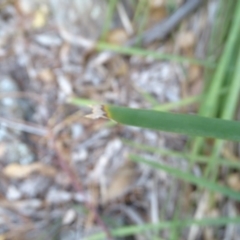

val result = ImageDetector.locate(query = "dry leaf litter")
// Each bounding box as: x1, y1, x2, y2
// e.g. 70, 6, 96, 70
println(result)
0, 0, 239, 239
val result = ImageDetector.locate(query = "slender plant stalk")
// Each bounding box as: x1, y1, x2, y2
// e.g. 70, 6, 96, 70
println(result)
100, 0, 118, 41
67, 97, 99, 107
96, 42, 215, 68
130, 154, 240, 201
122, 139, 240, 170
85, 216, 240, 240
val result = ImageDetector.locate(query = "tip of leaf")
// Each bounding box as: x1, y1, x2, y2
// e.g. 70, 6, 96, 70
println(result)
85, 105, 108, 119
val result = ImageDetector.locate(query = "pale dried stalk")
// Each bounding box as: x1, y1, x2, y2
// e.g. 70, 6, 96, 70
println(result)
0, 117, 48, 136
0, 91, 43, 103
117, 2, 134, 35
187, 192, 209, 240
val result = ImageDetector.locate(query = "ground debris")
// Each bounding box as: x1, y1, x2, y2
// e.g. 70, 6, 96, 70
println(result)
0, 0, 236, 239
3, 162, 56, 179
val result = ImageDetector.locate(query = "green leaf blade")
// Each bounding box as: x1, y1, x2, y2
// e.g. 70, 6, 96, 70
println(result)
104, 105, 240, 141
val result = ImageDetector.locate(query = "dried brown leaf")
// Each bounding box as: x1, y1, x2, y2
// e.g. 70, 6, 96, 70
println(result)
178, 31, 196, 51
227, 173, 240, 191
188, 65, 202, 84
3, 162, 56, 179
38, 69, 55, 83
107, 56, 129, 77
102, 161, 138, 204
107, 29, 128, 45
149, 5, 167, 25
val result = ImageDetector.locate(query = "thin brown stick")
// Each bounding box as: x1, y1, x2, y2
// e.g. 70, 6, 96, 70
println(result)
51, 110, 84, 135
53, 143, 114, 240
58, 0, 203, 49
0, 91, 43, 103
128, 0, 204, 45
58, 25, 95, 49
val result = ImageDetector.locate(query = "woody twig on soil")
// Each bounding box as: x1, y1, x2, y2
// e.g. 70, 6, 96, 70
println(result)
53, 140, 114, 240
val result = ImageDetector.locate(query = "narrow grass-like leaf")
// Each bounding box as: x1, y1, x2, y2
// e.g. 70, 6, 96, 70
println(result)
153, 95, 201, 111
135, 87, 160, 106
96, 42, 215, 68
69, 94, 201, 112
205, 0, 235, 78
130, 154, 240, 201
220, 45, 240, 121
191, 0, 240, 156
199, 0, 240, 117
102, 105, 240, 141
205, 37, 240, 179
122, 139, 240, 170
85, 216, 240, 240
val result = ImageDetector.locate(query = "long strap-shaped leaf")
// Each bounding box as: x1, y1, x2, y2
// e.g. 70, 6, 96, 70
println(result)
99, 105, 240, 142
130, 154, 240, 201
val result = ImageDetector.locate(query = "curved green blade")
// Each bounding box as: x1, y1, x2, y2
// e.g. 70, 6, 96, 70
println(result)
103, 105, 240, 142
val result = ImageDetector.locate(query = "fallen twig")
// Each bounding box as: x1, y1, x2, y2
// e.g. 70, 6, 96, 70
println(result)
0, 117, 48, 136
0, 91, 43, 103
53, 143, 114, 240
128, 0, 204, 45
